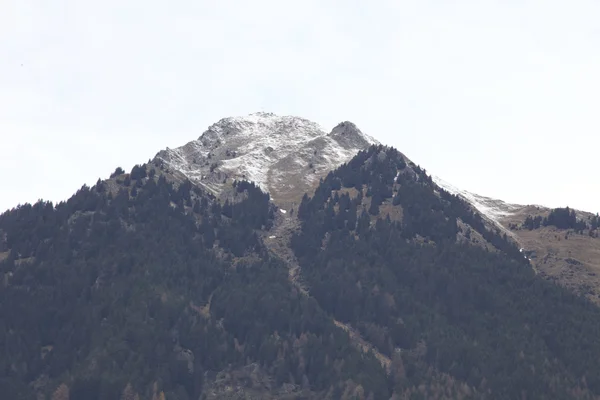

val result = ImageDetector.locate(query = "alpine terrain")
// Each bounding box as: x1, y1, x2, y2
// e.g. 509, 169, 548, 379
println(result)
2, 112, 600, 400
434, 177, 600, 305
154, 112, 378, 209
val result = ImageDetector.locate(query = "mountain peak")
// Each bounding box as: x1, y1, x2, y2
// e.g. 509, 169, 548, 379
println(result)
155, 112, 375, 207
196, 112, 324, 144
329, 121, 379, 148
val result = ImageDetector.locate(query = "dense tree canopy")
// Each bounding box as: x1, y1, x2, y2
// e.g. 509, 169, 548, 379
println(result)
292, 145, 600, 399
2, 147, 600, 399
522, 207, 598, 236
0, 172, 387, 400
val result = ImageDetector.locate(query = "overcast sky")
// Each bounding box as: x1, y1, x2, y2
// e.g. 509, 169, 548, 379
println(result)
1, 0, 599, 214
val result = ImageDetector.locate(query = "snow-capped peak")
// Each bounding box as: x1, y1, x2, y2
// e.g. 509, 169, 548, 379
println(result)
154, 112, 378, 206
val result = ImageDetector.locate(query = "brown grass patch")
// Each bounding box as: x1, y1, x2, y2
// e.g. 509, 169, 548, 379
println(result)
338, 186, 361, 199
15, 257, 34, 266
378, 200, 404, 223
499, 209, 600, 304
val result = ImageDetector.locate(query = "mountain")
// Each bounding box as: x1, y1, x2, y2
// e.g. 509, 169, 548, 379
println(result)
2, 113, 600, 400
434, 176, 600, 305
154, 112, 378, 208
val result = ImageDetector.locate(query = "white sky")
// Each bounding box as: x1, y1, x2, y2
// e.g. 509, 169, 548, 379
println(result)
1, 0, 599, 214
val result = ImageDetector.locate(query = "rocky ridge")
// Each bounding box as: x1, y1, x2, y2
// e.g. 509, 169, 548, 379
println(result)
154, 112, 378, 209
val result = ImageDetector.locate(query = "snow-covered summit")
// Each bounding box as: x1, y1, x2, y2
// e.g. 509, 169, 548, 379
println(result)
154, 112, 378, 206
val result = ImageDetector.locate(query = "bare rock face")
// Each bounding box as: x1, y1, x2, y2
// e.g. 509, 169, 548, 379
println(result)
328, 121, 373, 149
153, 112, 378, 207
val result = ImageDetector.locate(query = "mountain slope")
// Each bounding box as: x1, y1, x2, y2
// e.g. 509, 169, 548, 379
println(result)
432, 176, 522, 237
0, 172, 389, 400
3, 112, 600, 400
434, 176, 600, 304
154, 112, 378, 209
292, 145, 600, 398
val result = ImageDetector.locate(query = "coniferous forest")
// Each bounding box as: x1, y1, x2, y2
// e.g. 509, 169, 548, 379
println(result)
523, 207, 598, 235
1, 167, 389, 399
2, 147, 600, 399
292, 146, 600, 399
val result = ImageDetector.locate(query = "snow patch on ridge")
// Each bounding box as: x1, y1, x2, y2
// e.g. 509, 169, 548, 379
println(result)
154, 112, 378, 204
433, 175, 521, 233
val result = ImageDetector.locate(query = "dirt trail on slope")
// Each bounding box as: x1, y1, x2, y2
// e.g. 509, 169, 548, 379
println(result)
263, 210, 308, 295
333, 320, 392, 373
263, 210, 392, 372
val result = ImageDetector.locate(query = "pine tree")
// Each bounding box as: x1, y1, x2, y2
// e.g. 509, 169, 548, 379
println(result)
110, 167, 125, 178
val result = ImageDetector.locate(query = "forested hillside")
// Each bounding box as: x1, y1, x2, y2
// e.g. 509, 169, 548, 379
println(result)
292, 145, 600, 399
3, 146, 600, 400
0, 168, 388, 400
